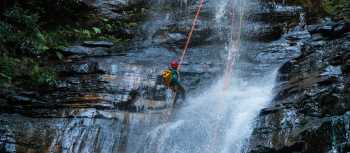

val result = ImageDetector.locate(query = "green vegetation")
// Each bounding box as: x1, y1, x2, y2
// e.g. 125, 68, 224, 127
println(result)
0, 1, 145, 88
31, 64, 56, 86
0, 56, 56, 87
1, 7, 48, 55
0, 7, 57, 88
0, 6, 135, 56
285, 0, 350, 20
322, 0, 350, 20
0, 57, 17, 86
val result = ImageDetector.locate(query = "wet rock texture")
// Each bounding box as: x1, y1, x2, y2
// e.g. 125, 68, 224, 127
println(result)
80, 0, 147, 19
0, 0, 349, 153
248, 19, 350, 153
0, 1, 226, 152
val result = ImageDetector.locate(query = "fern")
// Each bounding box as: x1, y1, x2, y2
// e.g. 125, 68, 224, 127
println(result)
92, 27, 102, 34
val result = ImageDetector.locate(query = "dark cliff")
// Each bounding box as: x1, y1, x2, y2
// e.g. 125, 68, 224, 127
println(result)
248, 1, 350, 153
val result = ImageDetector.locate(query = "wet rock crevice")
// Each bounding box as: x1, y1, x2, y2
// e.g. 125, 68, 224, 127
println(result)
248, 15, 350, 153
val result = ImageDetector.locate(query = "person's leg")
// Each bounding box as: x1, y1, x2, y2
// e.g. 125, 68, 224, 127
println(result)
178, 85, 186, 100
173, 84, 186, 101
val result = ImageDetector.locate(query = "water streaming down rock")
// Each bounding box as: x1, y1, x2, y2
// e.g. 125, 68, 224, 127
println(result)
138, 76, 278, 153
136, 0, 289, 153
0, 0, 315, 153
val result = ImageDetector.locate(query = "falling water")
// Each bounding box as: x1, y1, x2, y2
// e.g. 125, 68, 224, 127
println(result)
0, 0, 317, 153
139, 0, 278, 153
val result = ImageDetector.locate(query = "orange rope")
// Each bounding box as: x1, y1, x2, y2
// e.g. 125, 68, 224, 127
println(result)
223, 5, 236, 88
171, 0, 205, 106
177, 0, 205, 72
223, 1, 244, 90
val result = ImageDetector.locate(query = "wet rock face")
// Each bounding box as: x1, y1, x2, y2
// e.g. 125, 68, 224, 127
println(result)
83, 41, 114, 47
1, 0, 226, 113
62, 41, 115, 56
81, 0, 147, 19
0, 0, 232, 152
248, 20, 350, 153
58, 61, 105, 75
243, 1, 304, 42
1, 0, 348, 153
308, 20, 350, 39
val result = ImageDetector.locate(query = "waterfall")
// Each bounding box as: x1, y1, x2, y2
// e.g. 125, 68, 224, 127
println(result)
138, 0, 279, 153
2, 0, 343, 152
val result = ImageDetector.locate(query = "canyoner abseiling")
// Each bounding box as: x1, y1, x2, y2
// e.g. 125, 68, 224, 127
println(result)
162, 0, 206, 105
162, 0, 244, 102
1, 0, 347, 152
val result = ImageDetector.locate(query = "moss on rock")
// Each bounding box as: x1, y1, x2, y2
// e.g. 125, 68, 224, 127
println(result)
322, 0, 350, 20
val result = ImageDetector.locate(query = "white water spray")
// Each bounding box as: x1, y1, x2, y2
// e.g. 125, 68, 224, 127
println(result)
139, 0, 279, 152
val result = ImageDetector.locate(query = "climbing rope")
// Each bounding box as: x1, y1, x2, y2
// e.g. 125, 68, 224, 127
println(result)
223, 0, 244, 90
171, 0, 205, 106
177, 0, 205, 72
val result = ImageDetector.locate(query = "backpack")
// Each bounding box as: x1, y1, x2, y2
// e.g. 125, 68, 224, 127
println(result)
162, 69, 173, 87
